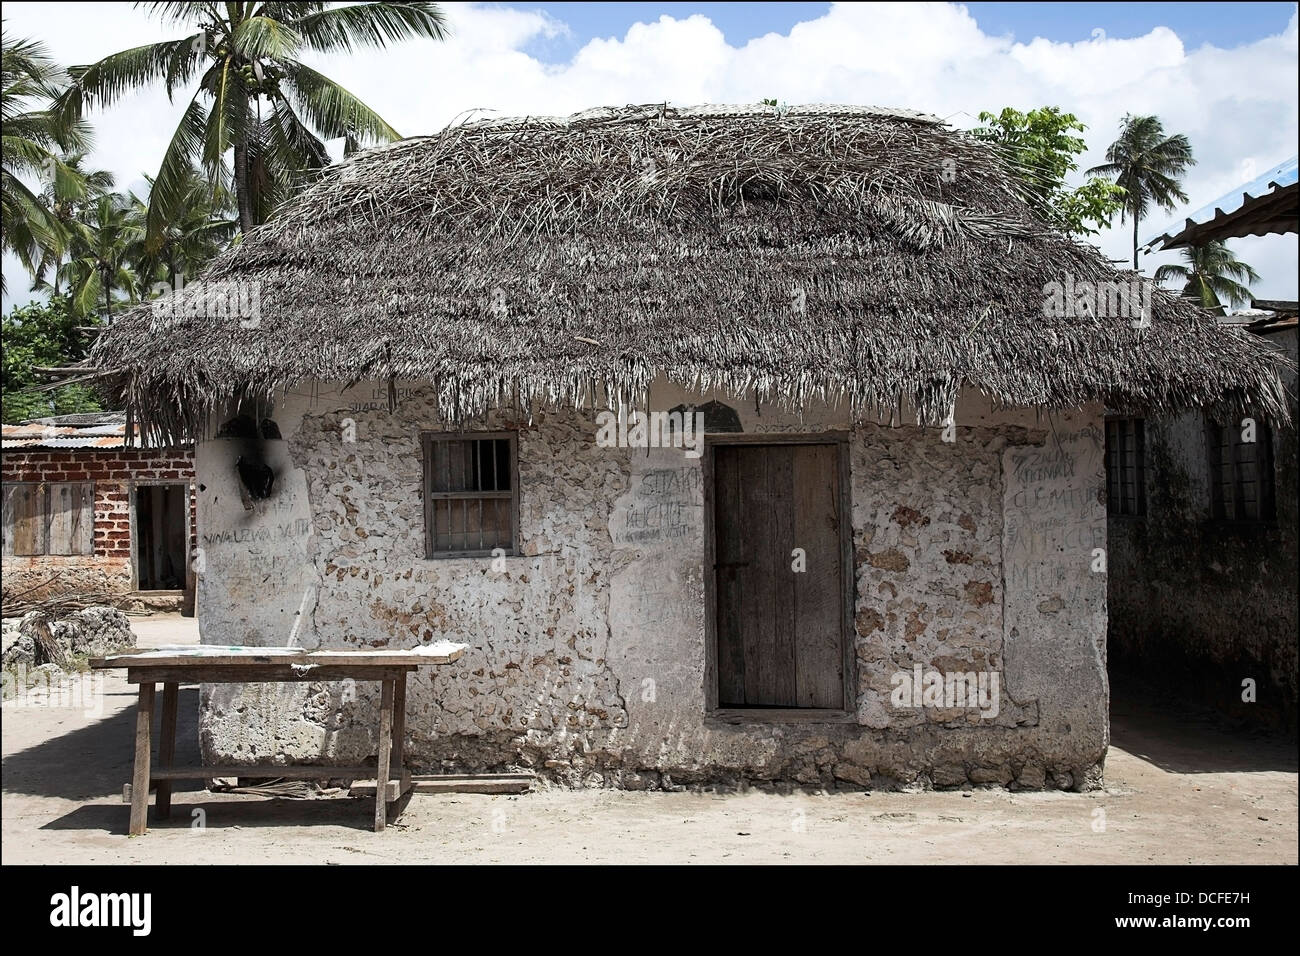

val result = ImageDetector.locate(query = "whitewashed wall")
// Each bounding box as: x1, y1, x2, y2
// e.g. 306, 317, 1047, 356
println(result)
195, 379, 1107, 789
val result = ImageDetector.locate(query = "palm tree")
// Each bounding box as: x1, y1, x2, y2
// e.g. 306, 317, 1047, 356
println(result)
53, 192, 147, 321
1, 29, 93, 292
1087, 114, 1195, 270
57, 2, 449, 249
130, 166, 237, 292
1153, 241, 1259, 316
31, 151, 116, 294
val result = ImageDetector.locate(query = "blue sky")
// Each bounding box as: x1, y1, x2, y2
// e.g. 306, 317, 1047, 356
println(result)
517, 2, 1297, 57
3, 1, 1297, 306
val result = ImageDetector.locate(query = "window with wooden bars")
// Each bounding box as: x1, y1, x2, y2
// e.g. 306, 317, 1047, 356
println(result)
1, 482, 95, 556
422, 433, 518, 557
1208, 419, 1276, 522
1104, 418, 1146, 516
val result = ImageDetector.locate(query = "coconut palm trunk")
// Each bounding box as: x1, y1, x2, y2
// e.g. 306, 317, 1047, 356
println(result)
233, 139, 255, 234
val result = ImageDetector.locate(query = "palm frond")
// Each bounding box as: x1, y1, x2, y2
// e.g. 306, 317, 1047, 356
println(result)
63, 38, 202, 110
232, 16, 302, 60
291, 2, 449, 54
146, 95, 210, 249
278, 58, 399, 142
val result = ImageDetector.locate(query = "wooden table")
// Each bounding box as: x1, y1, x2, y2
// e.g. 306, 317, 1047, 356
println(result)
91, 643, 467, 835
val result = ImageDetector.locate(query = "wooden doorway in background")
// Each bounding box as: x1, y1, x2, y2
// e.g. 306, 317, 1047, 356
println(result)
134, 483, 189, 591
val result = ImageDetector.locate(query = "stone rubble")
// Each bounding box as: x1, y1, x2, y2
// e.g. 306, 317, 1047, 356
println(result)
1, 606, 134, 669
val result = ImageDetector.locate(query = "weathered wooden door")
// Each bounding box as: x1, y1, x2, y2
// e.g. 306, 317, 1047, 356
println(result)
712, 441, 847, 709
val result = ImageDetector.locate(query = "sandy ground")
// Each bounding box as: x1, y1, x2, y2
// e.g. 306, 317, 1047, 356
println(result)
2, 613, 1295, 864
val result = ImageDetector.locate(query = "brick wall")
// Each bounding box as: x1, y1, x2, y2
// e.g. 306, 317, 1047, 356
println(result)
1, 447, 196, 605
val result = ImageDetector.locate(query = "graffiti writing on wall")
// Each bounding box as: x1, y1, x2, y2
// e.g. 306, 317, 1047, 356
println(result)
201, 519, 312, 547
1005, 427, 1105, 566
612, 465, 702, 547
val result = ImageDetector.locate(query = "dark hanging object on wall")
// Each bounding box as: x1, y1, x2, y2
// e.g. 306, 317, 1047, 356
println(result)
219, 412, 280, 504
236, 456, 275, 500
216, 414, 259, 439
217, 414, 282, 440
670, 400, 743, 433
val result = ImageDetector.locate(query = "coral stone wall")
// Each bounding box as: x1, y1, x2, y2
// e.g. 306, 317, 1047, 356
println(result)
195, 380, 1107, 789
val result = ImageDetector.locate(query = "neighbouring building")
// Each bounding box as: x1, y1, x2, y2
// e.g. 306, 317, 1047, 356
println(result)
1, 413, 196, 615
1107, 309, 1298, 730
88, 105, 1290, 789
1124, 159, 1300, 731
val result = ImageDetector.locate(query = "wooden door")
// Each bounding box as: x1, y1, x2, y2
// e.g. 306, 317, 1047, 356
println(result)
712, 441, 847, 709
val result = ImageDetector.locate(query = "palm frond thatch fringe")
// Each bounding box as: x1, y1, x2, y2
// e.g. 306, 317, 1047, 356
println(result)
89, 103, 1294, 445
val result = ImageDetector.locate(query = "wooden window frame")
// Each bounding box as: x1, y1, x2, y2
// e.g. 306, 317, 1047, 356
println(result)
1, 481, 95, 557
1207, 418, 1276, 524
702, 432, 858, 724
1104, 417, 1146, 518
421, 431, 520, 559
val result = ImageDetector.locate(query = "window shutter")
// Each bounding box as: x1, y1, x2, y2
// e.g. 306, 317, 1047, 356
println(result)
48, 482, 95, 555
3, 484, 48, 556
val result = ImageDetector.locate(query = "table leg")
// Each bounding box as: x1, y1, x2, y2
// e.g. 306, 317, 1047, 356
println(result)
387, 672, 409, 820
156, 682, 179, 820
129, 683, 155, 836
374, 679, 394, 832
390, 673, 407, 779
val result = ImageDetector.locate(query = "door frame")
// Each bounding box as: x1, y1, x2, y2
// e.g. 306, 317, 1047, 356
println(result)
128, 480, 193, 592
702, 431, 857, 723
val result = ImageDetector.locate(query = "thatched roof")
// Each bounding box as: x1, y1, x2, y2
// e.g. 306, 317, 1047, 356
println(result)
92, 103, 1292, 443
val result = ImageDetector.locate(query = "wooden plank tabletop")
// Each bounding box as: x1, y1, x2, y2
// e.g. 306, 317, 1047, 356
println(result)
91, 642, 469, 669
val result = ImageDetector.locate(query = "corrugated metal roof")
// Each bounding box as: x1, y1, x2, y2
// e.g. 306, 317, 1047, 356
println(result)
2, 413, 130, 450
1243, 315, 1298, 335
25, 412, 126, 427
1, 412, 194, 452
2, 435, 126, 449
1142, 156, 1299, 251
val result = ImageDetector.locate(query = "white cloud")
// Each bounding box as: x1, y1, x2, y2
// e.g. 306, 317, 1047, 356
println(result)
4, 0, 1297, 305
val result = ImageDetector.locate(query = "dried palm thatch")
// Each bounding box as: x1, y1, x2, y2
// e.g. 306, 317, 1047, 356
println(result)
91, 103, 1292, 443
